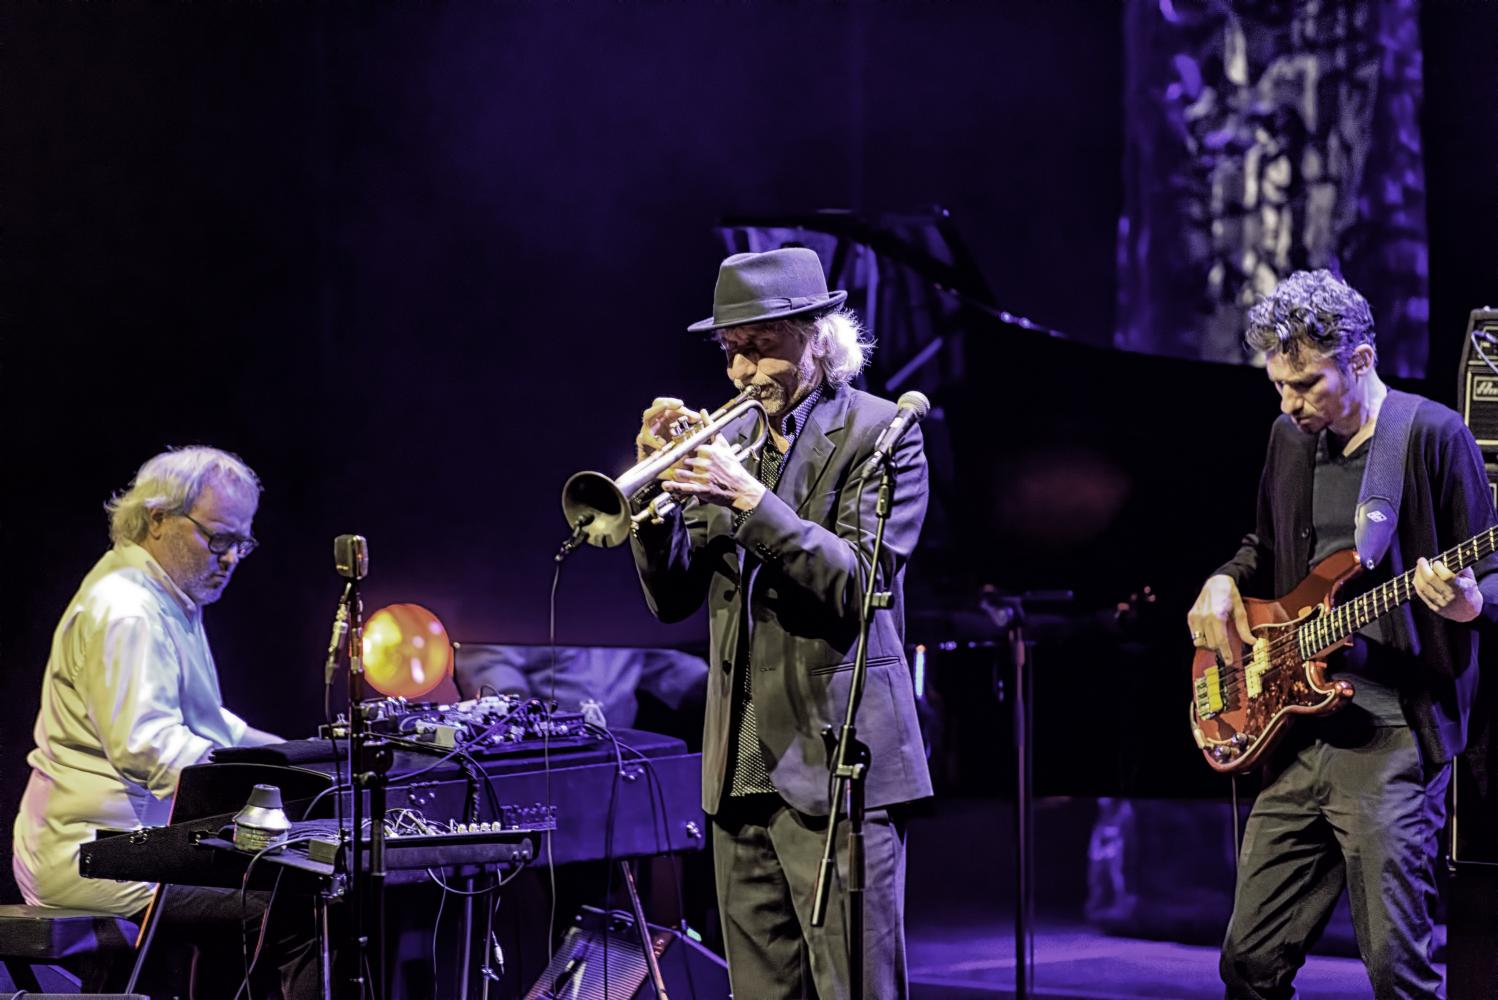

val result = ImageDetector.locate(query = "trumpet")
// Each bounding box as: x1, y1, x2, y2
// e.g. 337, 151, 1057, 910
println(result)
561, 389, 771, 548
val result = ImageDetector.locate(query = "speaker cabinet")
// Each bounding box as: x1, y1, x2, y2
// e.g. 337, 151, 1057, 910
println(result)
523, 908, 728, 1000
1451, 306, 1498, 1000
1455, 308, 1498, 452
1453, 304, 1498, 868
1451, 691, 1498, 868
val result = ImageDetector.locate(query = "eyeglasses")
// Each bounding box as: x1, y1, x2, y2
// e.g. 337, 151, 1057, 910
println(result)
181, 512, 259, 557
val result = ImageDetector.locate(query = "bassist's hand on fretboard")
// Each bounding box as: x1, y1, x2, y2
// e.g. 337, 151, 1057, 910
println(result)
1413, 557, 1483, 622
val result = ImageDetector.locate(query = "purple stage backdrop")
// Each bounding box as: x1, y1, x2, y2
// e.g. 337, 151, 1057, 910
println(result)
1116, 0, 1431, 375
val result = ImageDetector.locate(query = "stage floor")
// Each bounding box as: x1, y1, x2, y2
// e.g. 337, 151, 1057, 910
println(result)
902, 797, 1393, 999
907, 916, 1386, 999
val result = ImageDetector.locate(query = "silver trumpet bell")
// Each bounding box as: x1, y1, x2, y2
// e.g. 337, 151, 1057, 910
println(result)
561, 389, 770, 548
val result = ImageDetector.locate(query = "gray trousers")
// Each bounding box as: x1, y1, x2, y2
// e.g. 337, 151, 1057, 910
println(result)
712, 794, 909, 1000
1221, 721, 1450, 1000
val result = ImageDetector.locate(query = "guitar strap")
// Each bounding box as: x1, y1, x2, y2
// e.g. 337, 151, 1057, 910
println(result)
1354, 388, 1422, 570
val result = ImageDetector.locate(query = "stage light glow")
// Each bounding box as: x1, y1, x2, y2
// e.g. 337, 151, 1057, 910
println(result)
362, 603, 453, 698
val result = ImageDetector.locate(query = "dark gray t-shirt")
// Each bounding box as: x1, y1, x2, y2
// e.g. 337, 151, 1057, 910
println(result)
1310, 430, 1407, 724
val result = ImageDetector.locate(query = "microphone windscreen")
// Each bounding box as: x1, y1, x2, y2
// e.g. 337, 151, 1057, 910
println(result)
896, 390, 931, 419
334, 534, 369, 579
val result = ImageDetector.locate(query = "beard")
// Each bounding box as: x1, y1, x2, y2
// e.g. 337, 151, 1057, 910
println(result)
186, 573, 231, 606
176, 561, 232, 606
739, 356, 820, 417
747, 380, 790, 415
160, 535, 233, 606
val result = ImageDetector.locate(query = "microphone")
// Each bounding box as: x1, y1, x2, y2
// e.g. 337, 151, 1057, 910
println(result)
556, 514, 594, 562
334, 534, 368, 580
328, 536, 366, 683
869, 391, 931, 466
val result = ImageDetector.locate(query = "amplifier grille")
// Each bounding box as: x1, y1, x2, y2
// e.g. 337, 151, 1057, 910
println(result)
1457, 309, 1498, 451
1462, 367, 1498, 449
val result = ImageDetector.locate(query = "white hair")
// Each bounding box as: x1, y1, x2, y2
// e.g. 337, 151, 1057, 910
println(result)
806, 308, 874, 388
106, 446, 261, 544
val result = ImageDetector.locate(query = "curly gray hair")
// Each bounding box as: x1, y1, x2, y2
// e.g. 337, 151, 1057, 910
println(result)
106, 446, 261, 544
1244, 269, 1377, 370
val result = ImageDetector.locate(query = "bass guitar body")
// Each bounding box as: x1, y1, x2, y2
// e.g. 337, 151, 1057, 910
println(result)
1189, 549, 1361, 773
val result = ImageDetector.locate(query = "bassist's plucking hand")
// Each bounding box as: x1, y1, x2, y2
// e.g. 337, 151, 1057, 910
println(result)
1188, 574, 1253, 664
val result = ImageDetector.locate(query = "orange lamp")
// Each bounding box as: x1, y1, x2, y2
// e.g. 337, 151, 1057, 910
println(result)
362, 603, 453, 699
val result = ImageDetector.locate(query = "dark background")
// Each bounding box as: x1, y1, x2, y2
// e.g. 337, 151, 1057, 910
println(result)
3, 0, 1496, 906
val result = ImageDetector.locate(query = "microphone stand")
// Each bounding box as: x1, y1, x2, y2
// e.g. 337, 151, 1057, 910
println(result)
810, 455, 898, 999
343, 573, 393, 998
983, 596, 1034, 1000
979, 589, 1073, 1000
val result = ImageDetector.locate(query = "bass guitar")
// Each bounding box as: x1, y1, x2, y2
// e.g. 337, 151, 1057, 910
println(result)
1189, 526, 1497, 772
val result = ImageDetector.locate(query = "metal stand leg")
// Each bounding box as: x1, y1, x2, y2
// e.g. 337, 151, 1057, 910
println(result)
847, 760, 867, 1000
620, 860, 669, 1000
1012, 625, 1034, 1000
318, 893, 333, 1000
457, 875, 475, 999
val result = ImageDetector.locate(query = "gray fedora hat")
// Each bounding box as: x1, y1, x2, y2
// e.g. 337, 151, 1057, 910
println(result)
687, 247, 848, 333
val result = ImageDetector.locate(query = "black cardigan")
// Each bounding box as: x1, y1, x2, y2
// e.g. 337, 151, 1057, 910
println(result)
1215, 395, 1498, 767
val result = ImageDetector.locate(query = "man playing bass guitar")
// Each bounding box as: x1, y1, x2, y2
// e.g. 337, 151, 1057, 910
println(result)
1186, 269, 1498, 1000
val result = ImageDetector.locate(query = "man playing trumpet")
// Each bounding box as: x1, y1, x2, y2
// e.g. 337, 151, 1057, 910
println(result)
629, 247, 932, 999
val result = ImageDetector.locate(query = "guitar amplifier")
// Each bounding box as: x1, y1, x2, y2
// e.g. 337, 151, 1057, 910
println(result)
1451, 309, 1498, 999
1452, 688, 1498, 869
1454, 306, 1498, 870
1455, 307, 1498, 458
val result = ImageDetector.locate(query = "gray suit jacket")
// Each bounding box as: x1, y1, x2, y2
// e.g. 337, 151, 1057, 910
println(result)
631, 381, 934, 816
